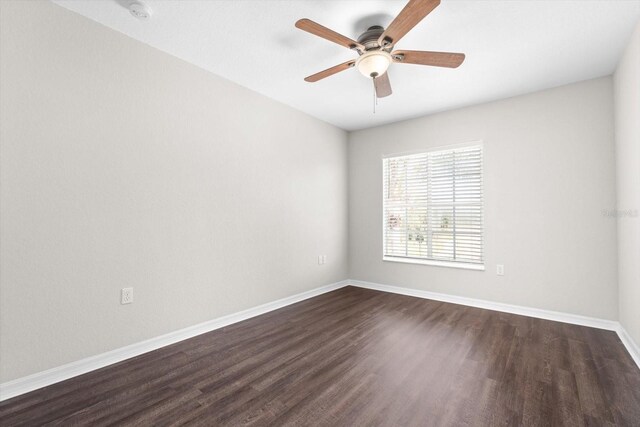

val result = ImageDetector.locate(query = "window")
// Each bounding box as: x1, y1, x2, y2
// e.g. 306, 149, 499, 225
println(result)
383, 144, 484, 270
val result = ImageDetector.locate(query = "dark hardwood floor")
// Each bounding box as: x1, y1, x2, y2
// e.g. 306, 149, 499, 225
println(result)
1, 286, 639, 426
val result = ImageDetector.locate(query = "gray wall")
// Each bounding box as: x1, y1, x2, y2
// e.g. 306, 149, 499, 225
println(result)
0, 0, 348, 382
349, 77, 618, 320
614, 21, 640, 346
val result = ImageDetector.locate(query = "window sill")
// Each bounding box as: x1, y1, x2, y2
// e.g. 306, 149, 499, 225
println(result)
383, 256, 485, 271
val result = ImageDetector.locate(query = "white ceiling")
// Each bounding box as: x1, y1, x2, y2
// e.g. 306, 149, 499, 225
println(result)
52, 0, 640, 131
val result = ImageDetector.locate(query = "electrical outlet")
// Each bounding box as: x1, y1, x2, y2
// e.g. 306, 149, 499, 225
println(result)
322, 255, 327, 264
318, 255, 323, 265
496, 265, 504, 276
121, 287, 133, 304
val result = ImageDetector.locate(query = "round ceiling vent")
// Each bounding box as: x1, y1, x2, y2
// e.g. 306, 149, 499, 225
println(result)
129, 1, 152, 20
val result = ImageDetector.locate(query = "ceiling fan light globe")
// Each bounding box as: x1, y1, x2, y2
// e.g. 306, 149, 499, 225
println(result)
356, 51, 392, 79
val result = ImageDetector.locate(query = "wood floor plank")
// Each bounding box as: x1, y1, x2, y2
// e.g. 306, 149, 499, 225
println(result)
551, 368, 586, 426
1, 286, 639, 426
568, 339, 615, 423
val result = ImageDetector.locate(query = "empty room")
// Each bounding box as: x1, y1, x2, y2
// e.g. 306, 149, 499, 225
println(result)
1, 0, 639, 425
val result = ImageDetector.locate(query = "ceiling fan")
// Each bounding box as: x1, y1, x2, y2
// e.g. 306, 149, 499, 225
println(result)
295, 0, 465, 99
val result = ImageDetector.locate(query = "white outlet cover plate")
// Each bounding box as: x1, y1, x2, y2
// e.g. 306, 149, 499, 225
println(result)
121, 287, 133, 304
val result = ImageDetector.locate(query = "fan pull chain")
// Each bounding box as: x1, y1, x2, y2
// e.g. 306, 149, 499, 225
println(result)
372, 78, 377, 114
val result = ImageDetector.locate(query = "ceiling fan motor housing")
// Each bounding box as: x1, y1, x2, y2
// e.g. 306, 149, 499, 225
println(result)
357, 26, 386, 51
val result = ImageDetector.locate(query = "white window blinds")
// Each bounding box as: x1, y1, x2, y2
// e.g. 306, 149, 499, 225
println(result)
383, 144, 484, 266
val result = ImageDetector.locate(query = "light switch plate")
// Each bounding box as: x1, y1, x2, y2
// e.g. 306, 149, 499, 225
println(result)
496, 265, 504, 276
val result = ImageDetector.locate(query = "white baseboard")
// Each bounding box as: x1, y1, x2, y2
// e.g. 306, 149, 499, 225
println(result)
616, 324, 640, 369
0, 280, 350, 402
3, 278, 638, 402
348, 280, 619, 330
348, 279, 640, 370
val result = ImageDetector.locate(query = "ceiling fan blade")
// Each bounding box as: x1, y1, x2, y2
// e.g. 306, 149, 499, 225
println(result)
296, 19, 364, 51
392, 50, 465, 68
374, 72, 392, 98
379, 0, 440, 47
304, 60, 355, 82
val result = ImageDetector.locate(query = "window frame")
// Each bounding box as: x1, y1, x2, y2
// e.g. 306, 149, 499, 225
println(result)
381, 141, 485, 271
